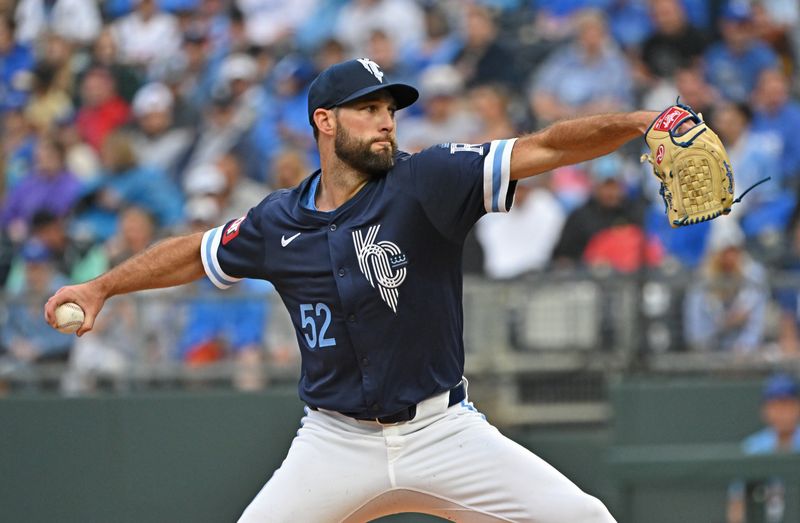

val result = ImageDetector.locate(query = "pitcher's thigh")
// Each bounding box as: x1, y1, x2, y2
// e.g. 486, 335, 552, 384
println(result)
399, 410, 616, 523
238, 419, 390, 523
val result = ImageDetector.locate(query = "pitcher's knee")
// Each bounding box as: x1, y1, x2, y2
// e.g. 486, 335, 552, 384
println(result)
523, 492, 617, 523
574, 495, 616, 523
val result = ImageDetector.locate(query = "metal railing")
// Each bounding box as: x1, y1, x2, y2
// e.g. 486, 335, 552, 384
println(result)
3, 272, 800, 425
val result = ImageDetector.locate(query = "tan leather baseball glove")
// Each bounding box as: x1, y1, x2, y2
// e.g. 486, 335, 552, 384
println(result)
642, 102, 735, 227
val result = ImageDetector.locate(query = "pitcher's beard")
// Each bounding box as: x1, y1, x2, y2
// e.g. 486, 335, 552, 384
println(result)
334, 125, 396, 178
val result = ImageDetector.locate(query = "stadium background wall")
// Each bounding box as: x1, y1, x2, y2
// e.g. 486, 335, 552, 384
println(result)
2, 378, 799, 523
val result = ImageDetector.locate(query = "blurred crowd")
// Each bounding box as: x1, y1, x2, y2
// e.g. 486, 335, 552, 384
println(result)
3, 0, 800, 390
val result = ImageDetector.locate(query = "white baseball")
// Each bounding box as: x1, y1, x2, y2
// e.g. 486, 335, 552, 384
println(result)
54, 302, 85, 334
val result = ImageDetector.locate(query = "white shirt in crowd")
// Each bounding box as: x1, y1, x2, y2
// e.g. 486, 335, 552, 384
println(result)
476, 186, 566, 279
335, 0, 425, 55
235, 0, 317, 46
14, 0, 101, 45
112, 10, 181, 67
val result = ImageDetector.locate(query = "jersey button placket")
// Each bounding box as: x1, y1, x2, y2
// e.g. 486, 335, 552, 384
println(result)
338, 268, 346, 277
329, 224, 337, 231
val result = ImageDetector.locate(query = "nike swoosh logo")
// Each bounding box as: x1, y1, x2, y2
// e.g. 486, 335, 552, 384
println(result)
281, 232, 301, 247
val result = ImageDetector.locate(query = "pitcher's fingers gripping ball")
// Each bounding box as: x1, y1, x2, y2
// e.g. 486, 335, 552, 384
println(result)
54, 302, 85, 334
641, 101, 739, 227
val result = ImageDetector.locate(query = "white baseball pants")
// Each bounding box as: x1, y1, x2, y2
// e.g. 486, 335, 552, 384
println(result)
238, 386, 616, 523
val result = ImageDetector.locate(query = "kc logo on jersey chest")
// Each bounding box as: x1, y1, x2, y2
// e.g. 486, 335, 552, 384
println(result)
352, 224, 407, 313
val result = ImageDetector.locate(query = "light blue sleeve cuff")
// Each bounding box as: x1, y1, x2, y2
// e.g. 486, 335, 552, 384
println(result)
200, 226, 242, 290
482, 138, 518, 213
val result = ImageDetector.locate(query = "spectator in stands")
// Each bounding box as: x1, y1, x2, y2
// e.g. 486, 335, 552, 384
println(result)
176, 197, 272, 390
638, 0, 707, 84
75, 67, 131, 152
477, 176, 565, 279
53, 114, 101, 183
213, 2, 247, 56
605, 0, 653, 49
79, 28, 143, 104
129, 82, 193, 182
0, 136, 81, 244
166, 26, 220, 114
684, 221, 768, 355
215, 152, 268, 216
1, 241, 73, 366
645, 205, 711, 269
0, 15, 34, 112
248, 54, 316, 178
104, 206, 159, 271
235, 0, 315, 48
63, 206, 159, 393
270, 147, 310, 190
551, 155, 655, 272
334, 0, 425, 56
407, 3, 461, 72
751, 0, 798, 68
751, 69, 800, 189
468, 83, 518, 144
713, 102, 793, 243
61, 292, 138, 394
13, 0, 101, 46
529, 9, 632, 126
673, 65, 719, 123
39, 33, 78, 96
217, 53, 266, 127
452, 3, 517, 89
1, 108, 37, 190
745, 374, 800, 451
774, 220, 800, 358
182, 86, 246, 170
192, 53, 268, 176
184, 153, 264, 221
643, 63, 718, 137
4, 211, 94, 290
72, 131, 183, 242
727, 373, 800, 523
398, 64, 480, 152
111, 0, 181, 70
294, 0, 347, 52
366, 29, 417, 88
24, 63, 73, 133
704, 2, 779, 103
312, 37, 349, 73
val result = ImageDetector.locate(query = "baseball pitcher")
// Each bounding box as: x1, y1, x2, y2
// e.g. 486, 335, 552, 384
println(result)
45, 58, 726, 522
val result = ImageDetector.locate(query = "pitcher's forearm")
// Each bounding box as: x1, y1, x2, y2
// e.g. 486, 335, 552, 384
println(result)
537, 111, 654, 156
511, 111, 658, 179
94, 232, 206, 299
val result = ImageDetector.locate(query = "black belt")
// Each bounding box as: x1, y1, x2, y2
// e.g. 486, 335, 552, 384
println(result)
309, 382, 466, 425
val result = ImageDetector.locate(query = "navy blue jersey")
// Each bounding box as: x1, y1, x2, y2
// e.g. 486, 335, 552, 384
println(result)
201, 139, 517, 417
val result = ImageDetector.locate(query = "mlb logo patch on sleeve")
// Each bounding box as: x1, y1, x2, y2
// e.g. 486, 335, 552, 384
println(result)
222, 216, 246, 245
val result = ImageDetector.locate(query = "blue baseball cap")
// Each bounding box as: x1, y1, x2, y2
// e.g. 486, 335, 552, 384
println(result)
307, 58, 418, 125
763, 374, 799, 401
21, 240, 51, 263
722, 2, 752, 22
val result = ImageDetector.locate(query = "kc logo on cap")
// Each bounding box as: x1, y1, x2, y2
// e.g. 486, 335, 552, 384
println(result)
357, 58, 384, 83
307, 58, 419, 124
